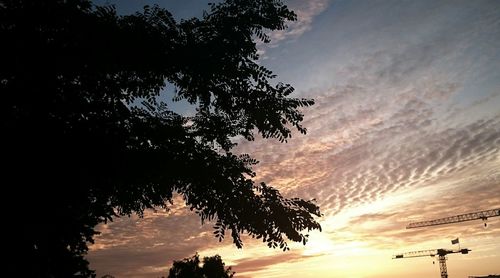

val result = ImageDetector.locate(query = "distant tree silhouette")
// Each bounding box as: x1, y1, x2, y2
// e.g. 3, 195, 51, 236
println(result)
2, 0, 322, 277
168, 254, 234, 278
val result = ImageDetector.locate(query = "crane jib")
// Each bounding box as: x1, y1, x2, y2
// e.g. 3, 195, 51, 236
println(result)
406, 208, 500, 229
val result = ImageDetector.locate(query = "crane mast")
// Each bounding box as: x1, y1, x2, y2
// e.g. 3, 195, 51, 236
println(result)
406, 208, 500, 229
393, 248, 470, 278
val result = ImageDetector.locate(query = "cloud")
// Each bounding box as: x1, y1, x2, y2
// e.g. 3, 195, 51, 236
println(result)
232, 252, 308, 274
88, 202, 223, 277
257, 0, 330, 58
272, 0, 329, 43
235, 11, 500, 220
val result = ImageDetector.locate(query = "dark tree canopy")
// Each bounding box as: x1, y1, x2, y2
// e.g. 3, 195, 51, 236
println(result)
168, 254, 234, 278
1, 0, 322, 277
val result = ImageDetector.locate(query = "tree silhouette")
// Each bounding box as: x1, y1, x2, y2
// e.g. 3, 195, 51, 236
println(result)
168, 254, 234, 278
2, 0, 322, 277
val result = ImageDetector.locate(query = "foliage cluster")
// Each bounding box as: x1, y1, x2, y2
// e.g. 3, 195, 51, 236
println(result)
1, 0, 321, 276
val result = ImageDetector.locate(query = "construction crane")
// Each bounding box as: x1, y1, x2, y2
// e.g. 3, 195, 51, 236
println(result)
407, 208, 500, 229
393, 248, 471, 278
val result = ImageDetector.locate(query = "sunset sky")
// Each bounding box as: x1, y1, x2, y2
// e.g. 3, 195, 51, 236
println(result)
88, 0, 500, 277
